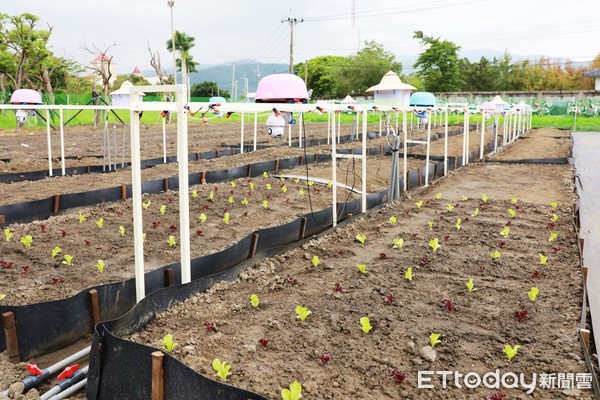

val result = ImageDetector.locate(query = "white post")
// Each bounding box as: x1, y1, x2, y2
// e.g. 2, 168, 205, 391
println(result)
299, 112, 303, 148
337, 111, 341, 143
130, 94, 145, 303
253, 112, 258, 152
444, 107, 448, 176
332, 111, 337, 227
403, 110, 408, 192
240, 112, 245, 154
288, 122, 292, 147
46, 109, 53, 177
479, 111, 485, 159
162, 116, 167, 163
462, 109, 467, 166
176, 85, 191, 285
378, 114, 382, 137
424, 110, 431, 186
59, 106, 65, 176
361, 110, 367, 213
327, 112, 331, 144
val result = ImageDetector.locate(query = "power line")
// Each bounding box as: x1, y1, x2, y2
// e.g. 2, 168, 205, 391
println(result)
282, 16, 304, 73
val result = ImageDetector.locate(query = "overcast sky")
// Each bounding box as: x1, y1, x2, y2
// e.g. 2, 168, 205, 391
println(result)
4, 0, 599, 75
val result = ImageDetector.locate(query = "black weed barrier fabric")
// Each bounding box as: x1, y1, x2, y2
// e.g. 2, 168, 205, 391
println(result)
0, 189, 386, 360
86, 191, 386, 400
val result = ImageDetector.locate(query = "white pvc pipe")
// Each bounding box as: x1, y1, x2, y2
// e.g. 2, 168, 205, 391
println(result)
378, 114, 382, 137
327, 112, 331, 144
162, 116, 167, 163
337, 111, 341, 144
253, 112, 258, 152
177, 86, 191, 285
425, 110, 431, 186
240, 112, 245, 154
48, 378, 87, 400
444, 108, 448, 176
332, 113, 337, 227
288, 121, 292, 147
41, 366, 89, 400
46, 109, 53, 177
480, 111, 485, 159
59, 106, 65, 176
299, 112, 303, 148
361, 110, 367, 212
403, 110, 408, 192
130, 94, 145, 303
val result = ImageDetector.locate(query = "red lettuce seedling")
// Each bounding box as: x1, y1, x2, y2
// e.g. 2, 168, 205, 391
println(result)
531, 270, 542, 279
152, 221, 161, 229
22, 265, 31, 274
479, 265, 486, 273
390, 369, 408, 384
443, 235, 450, 242
84, 240, 92, 246
204, 321, 215, 332
551, 246, 561, 253
40, 224, 48, 232
374, 227, 382, 235
419, 257, 428, 265
487, 394, 507, 400
258, 339, 270, 348
378, 252, 389, 260
384, 294, 394, 304
444, 299, 456, 311
505, 220, 512, 226
320, 353, 331, 366
515, 310, 529, 322
333, 283, 347, 293
169, 224, 177, 233
402, 209, 410, 215
214, 186, 219, 193
497, 241, 506, 248
50, 277, 64, 284
1, 261, 14, 269
286, 275, 296, 284
547, 222, 556, 230
411, 232, 419, 238
61, 230, 68, 237
167, 196, 174, 203
463, 217, 470, 223
335, 249, 346, 256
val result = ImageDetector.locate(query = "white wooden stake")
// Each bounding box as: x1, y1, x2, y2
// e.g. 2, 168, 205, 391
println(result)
46, 109, 52, 177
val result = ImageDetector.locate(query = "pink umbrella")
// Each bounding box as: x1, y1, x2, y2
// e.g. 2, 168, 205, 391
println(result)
10, 89, 42, 104
255, 74, 308, 103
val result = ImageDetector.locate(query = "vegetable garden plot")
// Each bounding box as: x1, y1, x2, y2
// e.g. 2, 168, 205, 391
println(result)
129, 188, 589, 399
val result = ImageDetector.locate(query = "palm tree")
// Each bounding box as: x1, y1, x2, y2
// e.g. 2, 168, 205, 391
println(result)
166, 31, 198, 98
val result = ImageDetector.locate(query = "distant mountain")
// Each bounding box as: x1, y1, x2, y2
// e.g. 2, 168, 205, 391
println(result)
189, 62, 289, 94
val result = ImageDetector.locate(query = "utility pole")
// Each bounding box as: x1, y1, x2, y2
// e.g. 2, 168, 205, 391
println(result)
282, 16, 303, 74
231, 63, 235, 101
167, 0, 176, 85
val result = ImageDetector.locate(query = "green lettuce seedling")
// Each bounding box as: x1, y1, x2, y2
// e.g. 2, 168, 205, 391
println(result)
231, 181, 236, 188
142, 200, 151, 210
78, 212, 86, 223
435, 193, 442, 199
281, 381, 302, 400
142, 232, 147, 242
429, 333, 442, 348
503, 344, 520, 362
446, 204, 454, 212
160, 205, 167, 215
404, 267, 413, 281
461, 195, 469, 201
20, 235, 33, 248
295, 306, 312, 322
549, 201, 558, 209
327, 181, 333, 188
481, 193, 489, 203
538, 253, 548, 266
281, 185, 287, 193
389, 216, 397, 225
472, 208, 479, 217
199, 213, 207, 223
551, 214, 558, 222
168, 235, 176, 247
429, 238, 441, 252
266, 183, 272, 190
455, 218, 462, 230
298, 188, 305, 197
360, 317, 372, 333
499, 226, 510, 238
428, 221, 434, 230
262, 200, 269, 209
250, 294, 259, 308
191, 190, 198, 199
228, 196, 234, 204
223, 212, 230, 224
96, 259, 105, 273
415, 200, 423, 208
62, 254, 74, 266
4, 228, 13, 241
511, 197, 518, 204
548, 232, 558, 242
0, 294, 5, 301
466, 278, 476, 292
213, 358, 231, 381
357, 264, 368, 275
250, 182, 255, 190
490, 250, 501, 260
242, 198, 249, 206
263, 171, 268, 178
119, 225, 126, 237
528, 287, 539, 302
279, 174, 285, 181
95, 218, 104, 228
355, 233, 366, 245
392, 238, 404, 249
311, 255, 320, 268
209, 191, 215, 201
51, 246, 62, 259
507, 209, 516, 218
161, 333, 177, 353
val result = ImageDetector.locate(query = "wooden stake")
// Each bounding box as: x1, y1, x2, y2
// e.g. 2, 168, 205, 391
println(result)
581, 329, 590, 351
88, 289, 100, 330
0, 215, 5, 224
163, 178, 169, 192
249, 233, 259, 259
579, 237, 585, 253
53, 193, 60, 213
86, 166, 91, 173
274, 159, 280, 172
582, 266, 589, 285
246, 165, 252, 178
201, 171, 206, 184
299, 155, 304, 165
2, 312, 20, 363
121, 184, 127, 200
298, 217, 307, 240
164, 268, 174, 287
151, 351, 164, 400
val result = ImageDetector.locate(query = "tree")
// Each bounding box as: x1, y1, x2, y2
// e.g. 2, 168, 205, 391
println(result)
344, 40, 402, 94
190, 81, 229, 98
413, 31, 461, 92
111, 74, 150, 91
297, 55, 349, 98
166, 31, 198, 98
